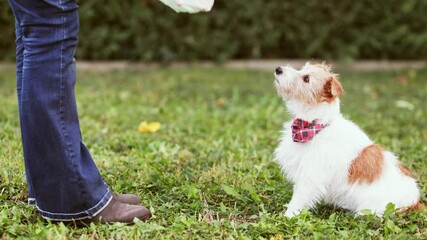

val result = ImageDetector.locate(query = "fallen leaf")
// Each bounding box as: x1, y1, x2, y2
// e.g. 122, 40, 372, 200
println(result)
138, 121, 161, 133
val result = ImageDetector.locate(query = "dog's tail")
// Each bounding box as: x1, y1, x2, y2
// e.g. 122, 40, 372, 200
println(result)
411, 198, 425, 210
401, 198, 426, 213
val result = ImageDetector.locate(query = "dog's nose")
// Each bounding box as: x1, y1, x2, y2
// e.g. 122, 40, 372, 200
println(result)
275, 67, 283, 75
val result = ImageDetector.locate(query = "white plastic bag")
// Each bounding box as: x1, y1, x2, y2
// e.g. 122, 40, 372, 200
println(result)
159, 0, 214, 13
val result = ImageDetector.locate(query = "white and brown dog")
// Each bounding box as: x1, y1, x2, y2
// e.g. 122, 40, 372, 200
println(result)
274, 62, 422, 217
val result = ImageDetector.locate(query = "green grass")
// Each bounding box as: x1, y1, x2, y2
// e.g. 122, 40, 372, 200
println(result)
0, 66, 426, 239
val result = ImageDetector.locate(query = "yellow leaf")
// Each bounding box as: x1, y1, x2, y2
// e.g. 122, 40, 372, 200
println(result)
138, 121, 161, 133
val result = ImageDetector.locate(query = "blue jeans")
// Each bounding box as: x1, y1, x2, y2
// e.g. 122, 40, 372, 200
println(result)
8, 0, 112, 221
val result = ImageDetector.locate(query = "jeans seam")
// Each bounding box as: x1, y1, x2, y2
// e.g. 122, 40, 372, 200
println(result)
57, 0, 87, 207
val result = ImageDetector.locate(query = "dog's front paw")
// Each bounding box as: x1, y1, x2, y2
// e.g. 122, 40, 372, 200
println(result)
284, 208, 300, 218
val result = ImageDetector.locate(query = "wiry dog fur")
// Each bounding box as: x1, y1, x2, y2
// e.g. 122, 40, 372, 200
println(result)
274, 62, 421, 217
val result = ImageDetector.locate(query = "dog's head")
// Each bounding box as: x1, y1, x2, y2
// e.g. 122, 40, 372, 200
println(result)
274, 62, 343, 106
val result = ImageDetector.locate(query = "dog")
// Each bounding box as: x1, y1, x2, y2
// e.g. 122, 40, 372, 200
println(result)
273, 62, 421, 217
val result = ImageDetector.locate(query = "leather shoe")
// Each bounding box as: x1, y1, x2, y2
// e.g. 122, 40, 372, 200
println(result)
113, 193, 141, 205
86, 197, 151, 223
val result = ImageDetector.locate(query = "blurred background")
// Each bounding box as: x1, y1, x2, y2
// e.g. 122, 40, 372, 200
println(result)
1, 0, 427, 63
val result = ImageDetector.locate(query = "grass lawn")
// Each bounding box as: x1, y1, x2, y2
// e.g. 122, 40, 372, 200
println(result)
0, 65, 426, 239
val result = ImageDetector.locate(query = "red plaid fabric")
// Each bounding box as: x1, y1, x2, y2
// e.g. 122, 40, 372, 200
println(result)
291, 118, 329, 143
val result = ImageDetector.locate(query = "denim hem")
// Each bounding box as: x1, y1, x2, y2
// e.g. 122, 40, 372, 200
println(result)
28, 198, 36, 205
37, 190, 112, 221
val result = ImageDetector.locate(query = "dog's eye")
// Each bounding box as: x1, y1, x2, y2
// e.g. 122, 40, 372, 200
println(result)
303, 75, 310, 83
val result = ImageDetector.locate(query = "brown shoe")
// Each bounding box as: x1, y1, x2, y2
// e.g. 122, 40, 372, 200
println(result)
87, 197, 151, 223
113, 193, 141, 205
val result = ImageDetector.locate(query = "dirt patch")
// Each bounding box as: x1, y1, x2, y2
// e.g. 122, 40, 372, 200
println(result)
1, 60, 426, 73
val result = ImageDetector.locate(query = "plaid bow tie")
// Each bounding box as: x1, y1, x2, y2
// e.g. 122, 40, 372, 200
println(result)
291, 118, 329, 143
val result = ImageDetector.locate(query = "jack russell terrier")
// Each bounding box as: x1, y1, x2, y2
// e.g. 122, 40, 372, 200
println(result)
274, 62, 422, 217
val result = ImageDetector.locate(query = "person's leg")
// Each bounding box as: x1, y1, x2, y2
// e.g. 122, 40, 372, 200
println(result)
8, 0, 151, 223
11, 12, 35, 205
8, 0, 111, 220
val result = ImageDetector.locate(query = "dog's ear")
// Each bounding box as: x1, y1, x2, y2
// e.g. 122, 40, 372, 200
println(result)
321, 76, 343, 103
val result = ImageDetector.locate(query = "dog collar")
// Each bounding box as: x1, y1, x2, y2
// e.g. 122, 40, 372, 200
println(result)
291, 118, 329, 143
